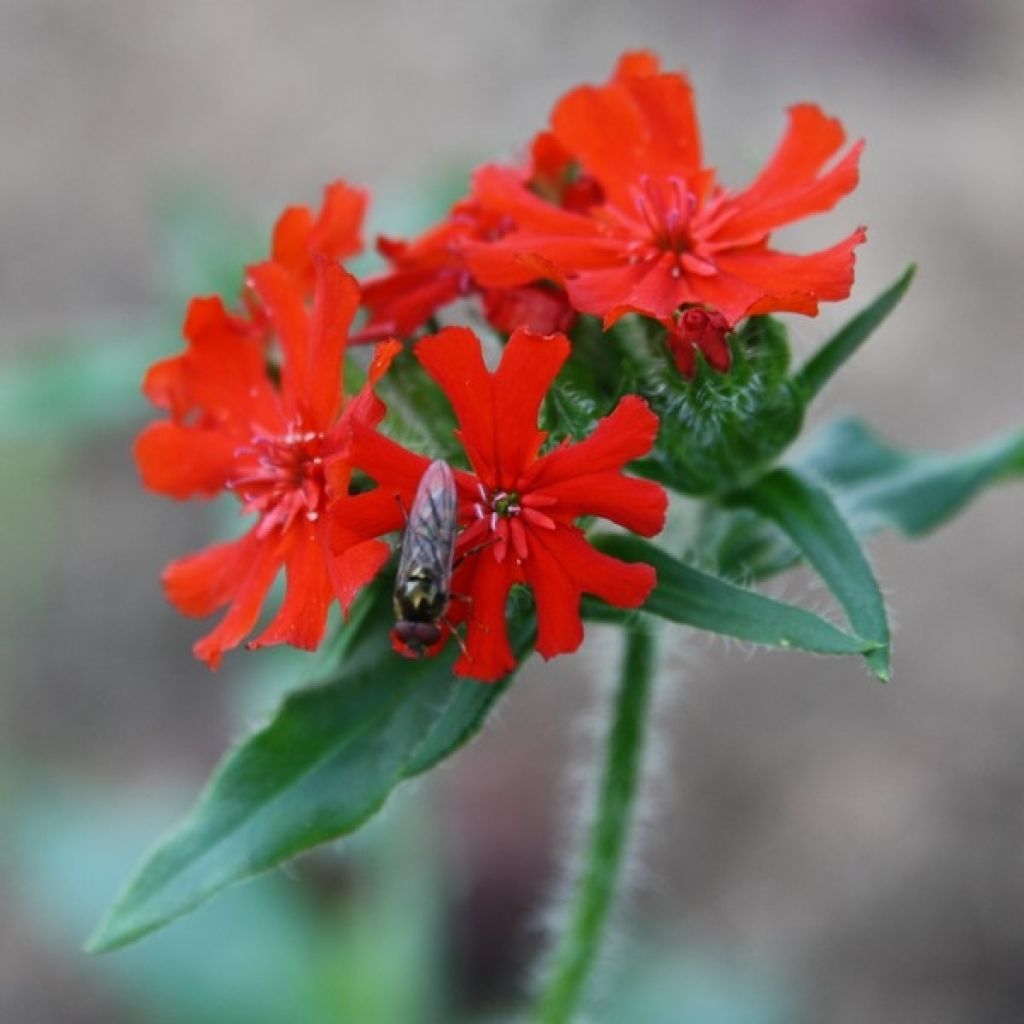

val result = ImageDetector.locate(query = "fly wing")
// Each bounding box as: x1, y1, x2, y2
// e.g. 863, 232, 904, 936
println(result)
397, 459, 457, 587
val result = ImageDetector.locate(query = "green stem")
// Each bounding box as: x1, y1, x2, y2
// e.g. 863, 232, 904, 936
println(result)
532, 623, 657, 1024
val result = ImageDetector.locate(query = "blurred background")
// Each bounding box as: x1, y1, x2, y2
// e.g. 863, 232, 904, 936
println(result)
2, 1, 1023, 1021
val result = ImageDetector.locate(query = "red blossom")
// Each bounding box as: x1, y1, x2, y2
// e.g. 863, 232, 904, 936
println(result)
463, 50, 866, 330
358, 136, 595, 342
358, 206, 482, 339
134, 257, 399, 668
338, 327, 667, 682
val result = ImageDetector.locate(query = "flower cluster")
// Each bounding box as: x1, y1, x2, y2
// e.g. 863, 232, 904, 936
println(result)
136, 51, 864, 681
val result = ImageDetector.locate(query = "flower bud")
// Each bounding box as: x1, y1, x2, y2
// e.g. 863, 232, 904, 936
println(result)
642, 316, 805, 495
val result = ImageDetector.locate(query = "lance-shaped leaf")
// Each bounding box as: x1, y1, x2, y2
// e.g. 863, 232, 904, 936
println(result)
793, 265, 916, 404
730, 468, 891, 681
797, 416, 1024, 536
711, 417, 1024, 581
589, 534, 877, 656
88, 584, 531, 953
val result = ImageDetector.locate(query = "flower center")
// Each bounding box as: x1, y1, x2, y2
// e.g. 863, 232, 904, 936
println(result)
230, 426, 327, 538
632, 174, 696, 256
492, 490, 521, 519
472, 484, 558, 564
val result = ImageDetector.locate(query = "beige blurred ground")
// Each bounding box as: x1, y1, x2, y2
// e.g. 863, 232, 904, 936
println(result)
1, 1, 1023, 1021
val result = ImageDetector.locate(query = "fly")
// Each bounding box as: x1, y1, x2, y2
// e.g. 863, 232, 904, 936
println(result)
393, 459, 458, 656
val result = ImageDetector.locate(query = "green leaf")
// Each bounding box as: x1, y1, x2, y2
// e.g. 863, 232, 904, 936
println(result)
699, 505, 800, 583
88, 583, 532, 952
589, 534, 877, 656
731, 468, 891, 681
797, 417, 1024, 537
708, 416, 1024, 583
793, 265, 916, 404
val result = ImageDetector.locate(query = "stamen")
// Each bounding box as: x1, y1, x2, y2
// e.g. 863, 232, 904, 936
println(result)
472, 484, 559, 562
229, 423, 327, 536
630, 174, 700, 256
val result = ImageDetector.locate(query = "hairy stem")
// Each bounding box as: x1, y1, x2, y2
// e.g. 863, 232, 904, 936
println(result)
532, 623, 657, 1023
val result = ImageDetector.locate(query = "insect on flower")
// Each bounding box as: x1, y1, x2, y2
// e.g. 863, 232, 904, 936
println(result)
392, 458, 459, 656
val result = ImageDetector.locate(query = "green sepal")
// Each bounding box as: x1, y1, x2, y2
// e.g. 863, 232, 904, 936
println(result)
729, 467, 891, 681
793, 265, 916, 405
587, 534, 877, 657
635, 316, 805, 496
87, 582, 533, 953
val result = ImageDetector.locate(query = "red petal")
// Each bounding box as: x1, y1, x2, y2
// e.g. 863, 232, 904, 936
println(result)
165, 531, 283, 669
305, 259, 359, 428
360, 264, 465, 337
246, 261, 311, 411
619, 71, 703, 181
141, 354, 190, 418
344, 416, 432, 495
521, 532, 584, 659
134, 421, 237, 498
719, 105, 863, 240
551, 83, 648, 208
324, 534, 392, 613
467, 233, 607, 288
272, 180, 367, 290
306, 181, 367, 263
552, 70, 702, 209
328, 486, 407, 552
483, 286, 575, 337
456, 552, 518, 682
189, 536, 282, 671
414, 327, 499, 486
521, 395, 660, 485
271, 206, 314, 281
611, 50, 661, 80
472, 164, 597, 238
612, 251, 697, 323
673, 265, 767, 326
368, 338, 403, 385
716, 227, 866, 317
532, 526, 655, 636
360, 212, 479, 336
558, 529, 656, 609
332, 339, 402, 439
249, 524, 333, 651
523, 526, 656, 660
144, 296, 280, 431
529, 130, 576, 198
565, 254, 703, 325
492, 328, 570, 486
162, 529, 264, 617
541, 472, 667, 537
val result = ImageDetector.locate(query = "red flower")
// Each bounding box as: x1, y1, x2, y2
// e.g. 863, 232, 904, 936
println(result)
340, 327, 668, 682
135, 257, 399, 668
358, 148, 583, 342
464, 51, 866, 329
358, 206, 482, 339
